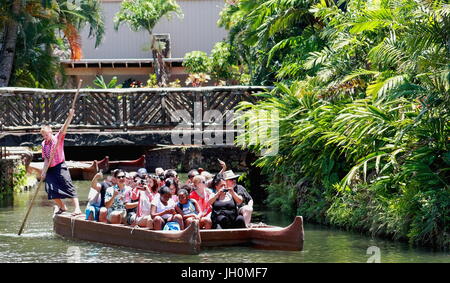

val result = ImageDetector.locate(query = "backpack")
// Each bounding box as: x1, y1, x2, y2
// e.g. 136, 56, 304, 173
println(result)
163, 221, 181, 231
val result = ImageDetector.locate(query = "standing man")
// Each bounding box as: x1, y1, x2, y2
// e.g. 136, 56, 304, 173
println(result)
40, 109, 82, 216
223, 170, 253, 228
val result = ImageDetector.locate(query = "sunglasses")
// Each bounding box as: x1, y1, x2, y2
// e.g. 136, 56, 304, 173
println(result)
117, 175, 126, 179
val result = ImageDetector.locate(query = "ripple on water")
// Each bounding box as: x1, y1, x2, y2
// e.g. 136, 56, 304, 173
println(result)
1, 180, 449, 263
0, 231, 54, 239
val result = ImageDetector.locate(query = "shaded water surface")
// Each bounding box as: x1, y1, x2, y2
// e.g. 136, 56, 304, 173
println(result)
0, 180, 448, 263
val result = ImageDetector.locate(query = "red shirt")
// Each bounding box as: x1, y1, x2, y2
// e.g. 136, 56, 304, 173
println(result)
190, 188, 212, 216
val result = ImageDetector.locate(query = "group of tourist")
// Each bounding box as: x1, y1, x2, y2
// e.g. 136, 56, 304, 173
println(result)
39, 116, 253, 231
84, 161, 254, 231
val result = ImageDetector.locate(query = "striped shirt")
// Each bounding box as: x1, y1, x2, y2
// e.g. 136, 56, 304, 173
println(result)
41, 131, 66, 168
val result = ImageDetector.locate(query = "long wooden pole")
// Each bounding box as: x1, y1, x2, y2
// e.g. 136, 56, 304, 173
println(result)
18, 80, 82, 235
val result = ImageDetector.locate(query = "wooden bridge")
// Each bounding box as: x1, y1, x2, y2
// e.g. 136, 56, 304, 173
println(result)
0, 86, 267, 147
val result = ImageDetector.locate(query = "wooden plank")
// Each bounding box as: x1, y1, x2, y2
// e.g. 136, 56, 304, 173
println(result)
132, 94, 162, 125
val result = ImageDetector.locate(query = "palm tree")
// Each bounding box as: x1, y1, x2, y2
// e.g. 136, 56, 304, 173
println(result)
55, 0, 105, 60
0, 0, 22, 87
114, 0, 183, 86
0, 0, 104, 87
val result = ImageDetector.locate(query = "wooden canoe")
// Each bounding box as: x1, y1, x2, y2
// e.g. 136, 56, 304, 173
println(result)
108, 155, 146, 172
97, 156, 109, 172
28, 160, 98, 181
80, 156, 109, 173
200, 216, 304, 251
53, 213, 201, 255
53, 214, 303, 254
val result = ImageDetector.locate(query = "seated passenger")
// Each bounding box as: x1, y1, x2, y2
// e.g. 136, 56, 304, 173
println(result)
190, 175, 213, 229
175, 189, 201, 229
125, 176, 153, 229
180, 184, 194, 195
164, 169, 179, 183
155, 167, 165, 187
147, 174, 160, 199
137, 168, 148, 179
103, 170, 132, 224
200, 171, 214, 188
208, 173, 245, 229
85, 171, 109, 221
165, 178, 179, 202
223, 170, 254, 228
186, 169, 199, 185
125, 172, 136, 187
150, 186, 183, 230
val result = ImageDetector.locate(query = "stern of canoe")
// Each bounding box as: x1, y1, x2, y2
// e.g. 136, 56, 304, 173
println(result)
53, 214, 201, 255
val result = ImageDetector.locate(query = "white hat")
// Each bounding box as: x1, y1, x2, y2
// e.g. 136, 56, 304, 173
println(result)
223, 170, 240, 180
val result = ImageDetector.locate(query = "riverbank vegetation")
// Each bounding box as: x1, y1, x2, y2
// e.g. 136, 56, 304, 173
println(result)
0, 162, 28, 200
225, 0, 449, 249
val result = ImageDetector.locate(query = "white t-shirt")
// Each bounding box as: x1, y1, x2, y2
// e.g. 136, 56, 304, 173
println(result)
87, 187, 102, 206
138, 190, 152, 217
151, 195, 176, 220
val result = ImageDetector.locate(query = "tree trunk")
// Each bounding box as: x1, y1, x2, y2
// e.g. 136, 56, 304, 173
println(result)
0, 0, 21, 87
151, 35, 168, 87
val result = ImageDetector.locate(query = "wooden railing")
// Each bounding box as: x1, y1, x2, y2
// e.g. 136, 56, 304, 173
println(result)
0, 147, 6, 159
0, 86, 268, 132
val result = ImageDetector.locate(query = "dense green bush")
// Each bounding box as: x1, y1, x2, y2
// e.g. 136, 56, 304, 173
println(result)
183, 42, 250, 85
209, 42, 239, 82
231, 0, 449, 249
182, 51, 211, 74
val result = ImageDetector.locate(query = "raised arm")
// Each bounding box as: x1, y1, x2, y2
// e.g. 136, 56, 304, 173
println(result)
218, 159, 227, 174
60, 108, 75, 135
90, 172, 103, 192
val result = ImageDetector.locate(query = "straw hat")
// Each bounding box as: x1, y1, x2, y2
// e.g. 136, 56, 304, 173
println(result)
223, 170, 240, 180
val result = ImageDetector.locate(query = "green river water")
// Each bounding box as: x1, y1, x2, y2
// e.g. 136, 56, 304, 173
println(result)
0, 179, 448, 263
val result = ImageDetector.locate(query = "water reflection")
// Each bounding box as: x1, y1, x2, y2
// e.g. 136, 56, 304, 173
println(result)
0, 179, 448, 263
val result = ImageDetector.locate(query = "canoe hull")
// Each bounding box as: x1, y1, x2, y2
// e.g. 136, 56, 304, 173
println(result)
53, 215, 304, 254
97, 156, 109, 173
53, 214, 201, 255
251, 216, 304, 251
108, 155, 145, 172
200, 228, 252, 247
28, 160, 98, 181
200, 216, 304, 251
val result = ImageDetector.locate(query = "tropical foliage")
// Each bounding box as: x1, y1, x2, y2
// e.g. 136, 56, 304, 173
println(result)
183, 51, 211, 74
232, 0, 449, 249
114, 0, 183, 86
0, 0, 105, 88
183, 41, 250, 85
92, 75, 120, 89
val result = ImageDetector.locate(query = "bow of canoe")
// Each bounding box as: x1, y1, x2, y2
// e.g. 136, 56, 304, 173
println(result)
251, 216, 304, 251
199, 216, 304, 251
108, 155, 145, 171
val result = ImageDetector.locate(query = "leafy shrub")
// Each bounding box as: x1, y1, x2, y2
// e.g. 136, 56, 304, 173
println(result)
182, 51, 211, 74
